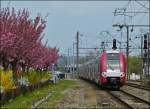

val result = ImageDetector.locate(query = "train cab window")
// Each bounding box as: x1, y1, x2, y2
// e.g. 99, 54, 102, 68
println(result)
107, 53, 119, 60
107, 53, 120, 70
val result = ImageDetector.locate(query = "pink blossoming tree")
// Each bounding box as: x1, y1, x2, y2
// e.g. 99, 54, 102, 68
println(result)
0, 7, 59, 78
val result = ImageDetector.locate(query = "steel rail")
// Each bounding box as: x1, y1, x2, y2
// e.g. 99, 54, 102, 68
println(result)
120, 89, 150, 105
107, 89, 150, 109
126, 82, 150, 91
107, 91, 134, 109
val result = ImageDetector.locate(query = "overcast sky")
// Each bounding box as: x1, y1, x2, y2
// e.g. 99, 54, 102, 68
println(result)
1, 1, 149, 56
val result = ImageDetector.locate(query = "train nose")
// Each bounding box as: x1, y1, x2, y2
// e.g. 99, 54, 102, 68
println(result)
107, 77, 120, 85
110, 78, 117, 84
105, 70, 122, 77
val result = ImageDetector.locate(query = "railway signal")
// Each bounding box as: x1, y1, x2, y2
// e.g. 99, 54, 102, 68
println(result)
143, 34, 148, 49
112, 39, 117, 50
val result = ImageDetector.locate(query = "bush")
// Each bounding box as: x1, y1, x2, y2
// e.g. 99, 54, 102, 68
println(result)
24, 69, 52, 85
128, 56, 142, 74
24, 70, 40, 85
17, 76, 29, 86
0, 69, 16, 93
40, 71, 52, 82
0, 68, 52, 92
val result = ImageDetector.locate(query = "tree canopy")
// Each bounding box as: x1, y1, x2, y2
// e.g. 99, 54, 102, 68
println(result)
128, 56, 142, 74
0, 7, 59, 73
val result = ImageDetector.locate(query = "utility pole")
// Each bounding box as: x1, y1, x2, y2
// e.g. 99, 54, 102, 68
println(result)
141, 36, 143, 59
120, 30, 123, 52
141, 35, 143, 79
148, 33, 150, 76
73, 42, 76, 73
148, 0, 150, 76
140, 35, 144, 80
126, 26, 129, 80
67, 48, 70, 70
146, 33, 150, 76
76, 31, 79, 75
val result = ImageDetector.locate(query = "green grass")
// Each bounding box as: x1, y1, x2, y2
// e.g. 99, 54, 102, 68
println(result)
1, 79, 77, 108
37, 79, 78, 108
38, 91, 64, 108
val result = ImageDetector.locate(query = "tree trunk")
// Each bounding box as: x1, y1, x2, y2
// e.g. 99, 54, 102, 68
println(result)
21, 63, 26, 73
2, 55, 8, 71
26, 66, 30, 73
11, 60, 18, 81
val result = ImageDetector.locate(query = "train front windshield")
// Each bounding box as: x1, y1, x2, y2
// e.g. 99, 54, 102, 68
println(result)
107, 53, 120, 71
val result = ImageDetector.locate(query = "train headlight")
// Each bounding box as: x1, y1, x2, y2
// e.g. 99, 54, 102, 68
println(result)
120, 72, 125, 77
102, 72, 107, 77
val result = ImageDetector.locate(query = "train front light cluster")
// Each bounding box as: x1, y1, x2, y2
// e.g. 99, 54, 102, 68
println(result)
102, 72, 107, 77
120, 72, 125, 77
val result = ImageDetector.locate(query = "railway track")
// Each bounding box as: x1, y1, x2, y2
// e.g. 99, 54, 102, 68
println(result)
126, 82, 150, 91
96, 89, 127, 108
107, 89, 150, 109
81, 79, 150, 108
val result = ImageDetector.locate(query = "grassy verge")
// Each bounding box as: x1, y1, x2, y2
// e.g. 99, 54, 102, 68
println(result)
37, 79, 78, 108
1, 79, 77, 108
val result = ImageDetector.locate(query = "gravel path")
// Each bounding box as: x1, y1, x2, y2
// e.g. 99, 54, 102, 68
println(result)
56, 79, 126, 108
56, 80, 97, 108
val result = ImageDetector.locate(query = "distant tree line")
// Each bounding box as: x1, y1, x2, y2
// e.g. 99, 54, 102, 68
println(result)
128, 56, 142, 74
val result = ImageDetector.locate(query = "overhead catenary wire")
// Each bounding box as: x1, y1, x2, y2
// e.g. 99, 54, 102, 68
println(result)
129, 1, 149, 26
135, 0, 149, 10
114, 1, 149, 25
132, 1, 149, 17
123, 0, 132, 10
